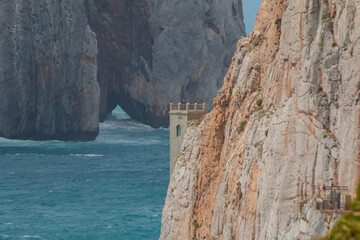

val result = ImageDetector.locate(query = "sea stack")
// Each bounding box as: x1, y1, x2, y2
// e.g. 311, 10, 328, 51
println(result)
0, 0, 100, 141
0, 0, 246, 140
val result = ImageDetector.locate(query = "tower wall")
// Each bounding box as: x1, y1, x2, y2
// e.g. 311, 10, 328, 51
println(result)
169, 103, 205, 176
169, 110, 188, 176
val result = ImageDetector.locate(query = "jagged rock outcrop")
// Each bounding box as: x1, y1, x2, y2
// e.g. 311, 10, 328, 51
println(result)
0, 0, 99, 141
87, 0, 246, 127
161, 0, 360, 239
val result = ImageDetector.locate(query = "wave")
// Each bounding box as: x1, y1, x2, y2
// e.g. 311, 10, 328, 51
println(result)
95, 136, 165, 146
22, 235, 44, 239
0, 138, 68, 149
100, 118, 153, 131
101, 106, 158, 131
70, 154, 104, 157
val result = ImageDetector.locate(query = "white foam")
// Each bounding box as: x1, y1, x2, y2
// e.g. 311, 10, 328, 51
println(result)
22, 235, 42, 239
84, 154, 103, 157
0, 137, 61, 147
70, 154, 103, 157
100, 119, 153, 131
100, 107, 154, 131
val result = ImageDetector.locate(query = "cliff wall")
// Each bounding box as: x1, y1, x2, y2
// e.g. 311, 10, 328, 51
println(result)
87, 0, 246, 127
161, 0, 360, 239
0, 0, 245, 140
0, 0, 99, 140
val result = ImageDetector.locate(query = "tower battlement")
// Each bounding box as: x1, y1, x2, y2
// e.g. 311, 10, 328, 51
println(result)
170, 103, 206, 111
169, 103, 206, 176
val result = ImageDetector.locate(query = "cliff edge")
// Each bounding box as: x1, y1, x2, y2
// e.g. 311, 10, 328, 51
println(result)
161, 0, 360, 239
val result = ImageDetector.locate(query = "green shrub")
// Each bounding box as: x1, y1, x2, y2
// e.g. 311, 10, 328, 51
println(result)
322, 13, 331, 21
265, 129, 269, 137
332, 42, 337, 48
335, 103, 340, 109
193, 220, 200, 229
302, 215, 309, 223
256, 99, 263, 107
317, 86, 323, 93
237, 121, 248, 133
319, 41, 324, 47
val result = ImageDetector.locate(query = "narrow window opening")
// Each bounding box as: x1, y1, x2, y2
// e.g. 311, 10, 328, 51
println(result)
176, 125, 181, 137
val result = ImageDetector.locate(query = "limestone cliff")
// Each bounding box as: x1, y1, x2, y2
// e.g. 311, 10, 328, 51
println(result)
87, 0, 246, 127
0, 0, 245, 140
0, 0, 99, 141
161, 0, 360, 239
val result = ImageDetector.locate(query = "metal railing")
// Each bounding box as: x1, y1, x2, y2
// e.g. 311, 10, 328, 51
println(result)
315, 184, 351, 211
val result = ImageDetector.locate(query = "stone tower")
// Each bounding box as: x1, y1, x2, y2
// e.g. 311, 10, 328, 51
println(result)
169, 103, 206, 176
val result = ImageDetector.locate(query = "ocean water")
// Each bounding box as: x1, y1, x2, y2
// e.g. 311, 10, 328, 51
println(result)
0, 107, 169, 240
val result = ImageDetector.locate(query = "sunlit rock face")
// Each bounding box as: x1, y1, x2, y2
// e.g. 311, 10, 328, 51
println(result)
0, 0, 99, 141
161, 0, 360, 239
88, 0, 246, 127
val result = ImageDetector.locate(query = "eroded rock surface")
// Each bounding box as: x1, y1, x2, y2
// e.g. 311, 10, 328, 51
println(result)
161, 0, 360, 239
0, 0, 99, 141
88, 0, 246, 127
0, 0, 245, 140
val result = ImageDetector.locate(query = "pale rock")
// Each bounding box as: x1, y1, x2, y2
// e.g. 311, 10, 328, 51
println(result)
161, 0, 360, 239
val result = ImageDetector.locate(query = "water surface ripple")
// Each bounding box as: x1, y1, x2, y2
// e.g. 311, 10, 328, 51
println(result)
0, 108, 169, 240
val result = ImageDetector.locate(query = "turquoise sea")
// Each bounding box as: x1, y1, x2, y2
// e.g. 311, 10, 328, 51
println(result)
0, 107, 169, 239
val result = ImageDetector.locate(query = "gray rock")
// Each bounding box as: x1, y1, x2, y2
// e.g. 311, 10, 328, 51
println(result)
88, 0, 246, 127
0, 0, 245, 140
0, 0, 99, 141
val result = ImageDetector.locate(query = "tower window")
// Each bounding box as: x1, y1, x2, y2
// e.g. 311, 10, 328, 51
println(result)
176, 125, 181, 137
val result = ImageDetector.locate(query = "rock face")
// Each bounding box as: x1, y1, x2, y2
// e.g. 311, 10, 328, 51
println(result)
87, 0, 246, 127
0, 0, 245, 140
161, 0, 360, 239
0, 0, 100, 141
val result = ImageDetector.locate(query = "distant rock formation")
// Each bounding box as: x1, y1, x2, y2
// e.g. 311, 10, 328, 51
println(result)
160, 0, 360, 239
87, 0, 246, 127
0, 0, 245, 140
0, 0, 99, 141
